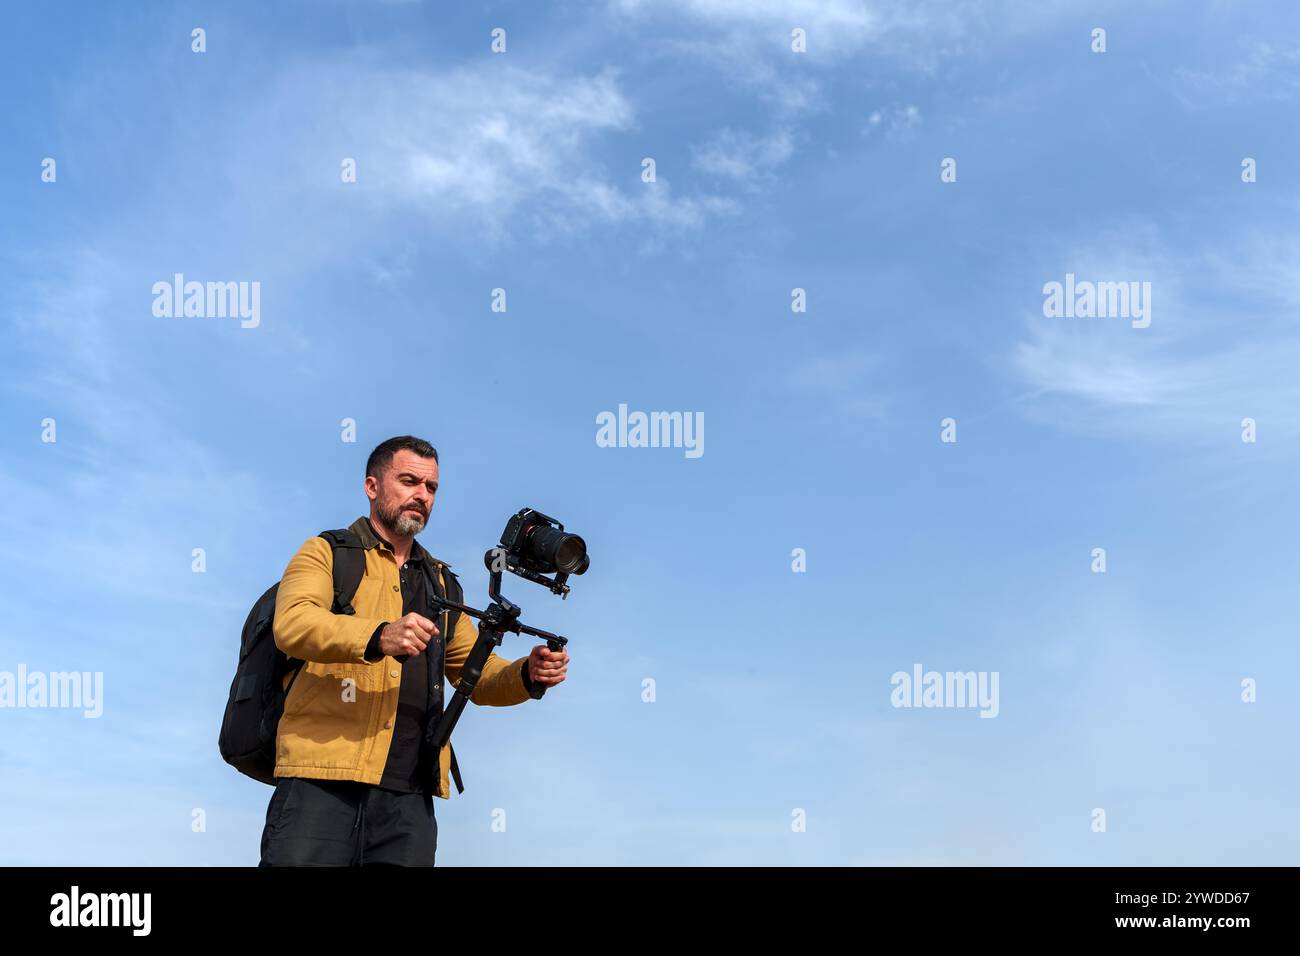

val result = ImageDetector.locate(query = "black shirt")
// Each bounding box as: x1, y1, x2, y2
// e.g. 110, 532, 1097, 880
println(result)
363, 520, 440, 795
361, 518, 540, 795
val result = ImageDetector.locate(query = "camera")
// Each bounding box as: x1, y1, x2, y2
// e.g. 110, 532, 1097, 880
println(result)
486, 507, 589, 597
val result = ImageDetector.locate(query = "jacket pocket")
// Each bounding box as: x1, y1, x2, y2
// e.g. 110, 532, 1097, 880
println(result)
283, 667, 323, 717
279, 662, 379, 767
286, 662, 376, 713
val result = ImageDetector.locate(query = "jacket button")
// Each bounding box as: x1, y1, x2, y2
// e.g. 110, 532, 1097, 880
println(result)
390, 669, 399, 678
433, 684, 440, 691
392, 585, 399, 592
385, 718, 393, 729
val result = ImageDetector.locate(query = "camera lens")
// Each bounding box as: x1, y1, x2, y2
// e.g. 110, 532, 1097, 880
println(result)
527, 524, 587, 574
551, 534, 586, 574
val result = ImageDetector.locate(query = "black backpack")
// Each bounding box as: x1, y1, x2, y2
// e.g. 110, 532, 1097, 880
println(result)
218, 529, 366, 785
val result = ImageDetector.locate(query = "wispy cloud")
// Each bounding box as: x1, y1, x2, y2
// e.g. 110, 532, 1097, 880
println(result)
1171, 41, 1300, 105
690, 126, 796, 190
1008, 224, 1300, 445
789, 351, 889, 419
229, 60, 741, 242
608, 0, 1099, 65
612, 0, 882, 54
861, 104, 922, 140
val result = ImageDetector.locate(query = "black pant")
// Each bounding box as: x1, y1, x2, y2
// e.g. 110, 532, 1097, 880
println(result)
258, 776, 438, 866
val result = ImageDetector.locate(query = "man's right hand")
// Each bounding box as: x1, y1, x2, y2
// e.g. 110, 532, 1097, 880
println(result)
379, 613, 439, 659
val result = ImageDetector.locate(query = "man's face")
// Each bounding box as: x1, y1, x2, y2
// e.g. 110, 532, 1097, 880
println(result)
368, 449, 439, 537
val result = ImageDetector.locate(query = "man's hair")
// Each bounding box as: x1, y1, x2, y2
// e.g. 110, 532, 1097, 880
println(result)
366, 436, 439, 480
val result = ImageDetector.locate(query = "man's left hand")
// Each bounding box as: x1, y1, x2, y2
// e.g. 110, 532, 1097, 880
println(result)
527, 645, 570, 687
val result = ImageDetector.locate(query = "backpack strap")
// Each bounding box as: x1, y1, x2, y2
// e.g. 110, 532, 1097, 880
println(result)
449, 743, 464, 795
419, 558, 463, 642
442, 567, 466, 793
438, 563, 464, 621
318, 529, 367, 615
278, 529, 367, 694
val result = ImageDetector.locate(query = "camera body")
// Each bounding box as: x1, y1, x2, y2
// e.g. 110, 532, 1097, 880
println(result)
488, 507, 589, 596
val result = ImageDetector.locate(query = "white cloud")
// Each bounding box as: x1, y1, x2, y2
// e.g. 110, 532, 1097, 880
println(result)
611, 0, 882, 57
609, 0, 1096, 62
861, 104, 922, 139
690, 126, 796, 189
1008, 225, 1300, 446
236, 61, 737, 242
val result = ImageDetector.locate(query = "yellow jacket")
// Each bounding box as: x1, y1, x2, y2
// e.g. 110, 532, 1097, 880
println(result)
271, 516, 536, 798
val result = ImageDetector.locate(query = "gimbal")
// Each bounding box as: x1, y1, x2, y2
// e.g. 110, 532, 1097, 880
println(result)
423, 508, 587, 755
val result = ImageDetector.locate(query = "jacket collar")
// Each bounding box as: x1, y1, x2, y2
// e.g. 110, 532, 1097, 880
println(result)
349, 515, 449, 568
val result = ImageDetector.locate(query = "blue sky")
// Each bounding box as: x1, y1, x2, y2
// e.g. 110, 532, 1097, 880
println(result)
2, 0, 1299, 865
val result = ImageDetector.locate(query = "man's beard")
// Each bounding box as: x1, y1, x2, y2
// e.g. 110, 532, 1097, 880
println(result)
377, 498, 427, 536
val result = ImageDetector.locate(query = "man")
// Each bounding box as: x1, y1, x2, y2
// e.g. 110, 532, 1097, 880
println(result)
258, 435, 569, 866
